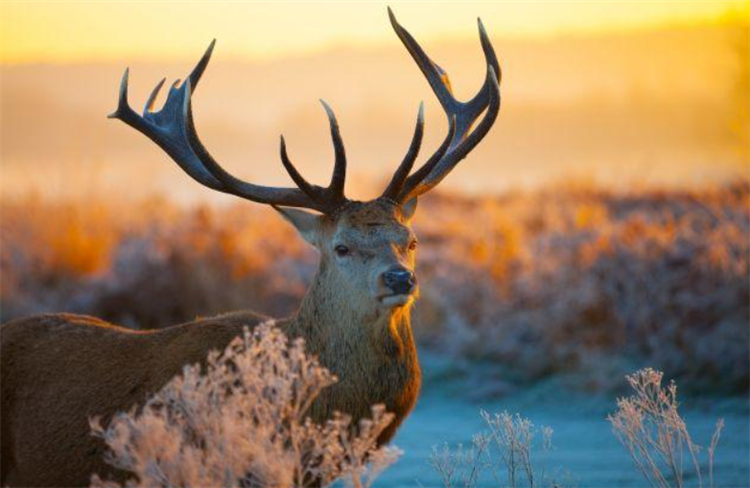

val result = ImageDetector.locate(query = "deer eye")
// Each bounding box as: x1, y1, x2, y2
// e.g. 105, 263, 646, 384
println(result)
408, 239, 418, 251
334, 244, 351, 257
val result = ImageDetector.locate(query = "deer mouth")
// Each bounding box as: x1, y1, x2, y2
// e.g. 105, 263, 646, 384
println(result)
379, 293, 414, 308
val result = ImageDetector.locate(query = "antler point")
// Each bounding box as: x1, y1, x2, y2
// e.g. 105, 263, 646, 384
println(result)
109, 67, 131, 119
319, 99, 338, 125
144, 77, 167, 114
205, 39, 217, 55
387, 6, 399, 27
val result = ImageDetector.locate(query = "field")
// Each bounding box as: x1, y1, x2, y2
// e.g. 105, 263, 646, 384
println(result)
3, 183, 748, 397
2, 182, 748, 486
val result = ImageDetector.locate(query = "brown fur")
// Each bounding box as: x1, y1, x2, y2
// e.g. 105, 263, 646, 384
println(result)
0, 200, 422, 487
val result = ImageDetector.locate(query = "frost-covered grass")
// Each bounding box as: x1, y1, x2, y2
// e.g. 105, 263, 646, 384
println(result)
2, 182, 748, 394
608, 368, 724, 488
425, 368, 730, 488
429, 410, 555, 488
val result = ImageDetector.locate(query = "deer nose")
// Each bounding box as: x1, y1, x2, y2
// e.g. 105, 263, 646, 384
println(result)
382, 267, 416, 295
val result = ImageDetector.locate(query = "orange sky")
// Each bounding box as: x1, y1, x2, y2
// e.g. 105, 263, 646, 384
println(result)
1, 1, 747, 64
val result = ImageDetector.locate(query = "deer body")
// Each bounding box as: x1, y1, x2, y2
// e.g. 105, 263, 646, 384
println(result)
1, 312, 270, 487
2, 207, 420, 486
1, 9, 500, 487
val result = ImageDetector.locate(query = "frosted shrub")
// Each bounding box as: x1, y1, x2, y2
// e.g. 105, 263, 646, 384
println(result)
608, 368, 724, 488
429, 410, 554, 488
89, 322, 400, 488
481, 411, 554, 488
415, 183, 749, 393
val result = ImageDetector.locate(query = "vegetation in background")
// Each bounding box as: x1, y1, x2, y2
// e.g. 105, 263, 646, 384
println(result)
2, 182, 748, 394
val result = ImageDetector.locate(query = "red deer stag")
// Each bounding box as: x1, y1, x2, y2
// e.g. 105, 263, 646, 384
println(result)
1, 8, 500, 487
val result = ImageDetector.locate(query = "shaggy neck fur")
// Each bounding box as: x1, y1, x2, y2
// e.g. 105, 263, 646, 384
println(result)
292, 260, 413, 354
287, 258, 421, 440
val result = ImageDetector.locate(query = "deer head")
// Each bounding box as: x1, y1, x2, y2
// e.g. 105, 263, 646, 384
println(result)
108, 8, 500, 318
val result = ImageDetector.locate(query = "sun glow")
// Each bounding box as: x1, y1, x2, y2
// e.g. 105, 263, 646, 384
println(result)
1, 1, 746, 64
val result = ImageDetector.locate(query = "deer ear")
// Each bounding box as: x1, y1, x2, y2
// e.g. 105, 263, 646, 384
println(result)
401, 197, 418, 221
273, 206, 322, 246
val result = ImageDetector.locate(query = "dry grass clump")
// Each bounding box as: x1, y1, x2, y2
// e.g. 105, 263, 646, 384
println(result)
90, 322, 399, 488
2, 182, 747, 393
430, 368, 725, 488
608, 368, 724, 488
429, 410, 555, 488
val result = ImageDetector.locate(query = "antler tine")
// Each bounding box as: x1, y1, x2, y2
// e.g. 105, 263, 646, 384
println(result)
464, 18, 501, 131
279, 136, 317, 198
388, 7, 456, 114
387, 9, 502, 203
187, 39, 216, 91
181, 79, 332, 209
109, 41, 324, 211
382, 102, 424, 200
275, 101, 351, 213
400, 69, 500, 202
397, 115, 456, 201
107, 68, 136, 122
320, 100, 347, 201
144, 77, 167, 114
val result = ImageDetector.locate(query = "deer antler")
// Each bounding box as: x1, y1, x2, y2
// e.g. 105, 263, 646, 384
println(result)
110, 9, 500, 213
382, 7, 501, 203
109, 41, 349, 214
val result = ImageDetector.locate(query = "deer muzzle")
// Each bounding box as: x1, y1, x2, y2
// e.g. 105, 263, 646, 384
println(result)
382, 267, 417, 296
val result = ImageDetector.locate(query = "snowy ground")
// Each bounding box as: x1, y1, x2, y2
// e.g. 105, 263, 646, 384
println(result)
377, 356, 750, 488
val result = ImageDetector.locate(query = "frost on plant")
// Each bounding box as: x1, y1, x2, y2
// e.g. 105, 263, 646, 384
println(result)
429, 410, 556, 488
89, 322, 400, 488
608, 368, 724, 488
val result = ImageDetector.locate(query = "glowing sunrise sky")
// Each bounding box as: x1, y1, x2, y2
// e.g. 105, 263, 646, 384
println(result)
1, 1, 747, 64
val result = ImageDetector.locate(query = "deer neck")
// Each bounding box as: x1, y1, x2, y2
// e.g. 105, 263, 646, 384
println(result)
284, 260, 421, 441
288, 263, 416, 362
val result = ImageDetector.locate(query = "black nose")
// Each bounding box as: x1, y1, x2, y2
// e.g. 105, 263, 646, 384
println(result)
383, 268, 416, 294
